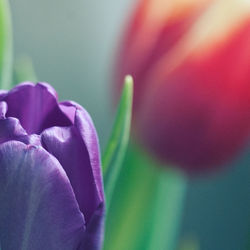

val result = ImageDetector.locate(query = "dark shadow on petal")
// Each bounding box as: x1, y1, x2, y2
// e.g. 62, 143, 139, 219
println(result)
79, 202, 105, 250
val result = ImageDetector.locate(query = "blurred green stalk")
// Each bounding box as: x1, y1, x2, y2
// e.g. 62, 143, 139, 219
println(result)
104, 143, 187, 250
13, 55, 37, 84
0, 0, 13, 89
147, 168, 187, 250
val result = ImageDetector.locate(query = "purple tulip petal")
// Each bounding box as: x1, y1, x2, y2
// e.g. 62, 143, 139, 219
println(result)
0, 110, 41, 147
0, 101, 7, 118
41, 106, 104, 224
61, 101, 104, 201
0, 141, 85, 250
73, 108, 104, 202
79, 202, 105, 250
0, 117, 27, 144
0, 101, 28, 144
1, 82, 72, 134
59, 101, 77, 123
0, 90, 7, 100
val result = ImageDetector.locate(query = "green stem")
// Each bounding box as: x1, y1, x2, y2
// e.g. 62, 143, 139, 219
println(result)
147, 169, 187, 250
104, 144, 187, 250
0, 0, 13, 89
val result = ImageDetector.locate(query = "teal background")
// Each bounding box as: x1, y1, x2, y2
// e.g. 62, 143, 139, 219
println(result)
9, 1, 250, 249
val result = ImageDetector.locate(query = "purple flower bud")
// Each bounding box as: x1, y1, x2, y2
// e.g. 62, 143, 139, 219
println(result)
0, 82, 105, 250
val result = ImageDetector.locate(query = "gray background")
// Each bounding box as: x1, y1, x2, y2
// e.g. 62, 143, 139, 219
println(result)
9, 1, 250, 249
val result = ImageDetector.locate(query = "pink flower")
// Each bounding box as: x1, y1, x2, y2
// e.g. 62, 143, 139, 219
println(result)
115, 0, 250, 172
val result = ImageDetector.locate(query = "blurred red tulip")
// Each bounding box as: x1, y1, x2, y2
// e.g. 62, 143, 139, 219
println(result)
115, 0, 250, 172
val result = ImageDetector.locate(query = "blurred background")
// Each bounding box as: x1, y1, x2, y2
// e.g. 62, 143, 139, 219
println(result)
9, 0, 250, 249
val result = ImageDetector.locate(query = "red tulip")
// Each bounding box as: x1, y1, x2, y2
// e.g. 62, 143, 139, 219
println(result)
115, 0, 250, 172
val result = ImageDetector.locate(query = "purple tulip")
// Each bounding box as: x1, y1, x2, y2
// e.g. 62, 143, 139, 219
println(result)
0, 82, 105, 250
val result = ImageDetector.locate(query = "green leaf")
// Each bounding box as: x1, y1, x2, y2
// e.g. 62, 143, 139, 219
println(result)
0, 0, 13, 89
102, 75, 133, 209
13, 55, 37, 84
104, 143, 187, 250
